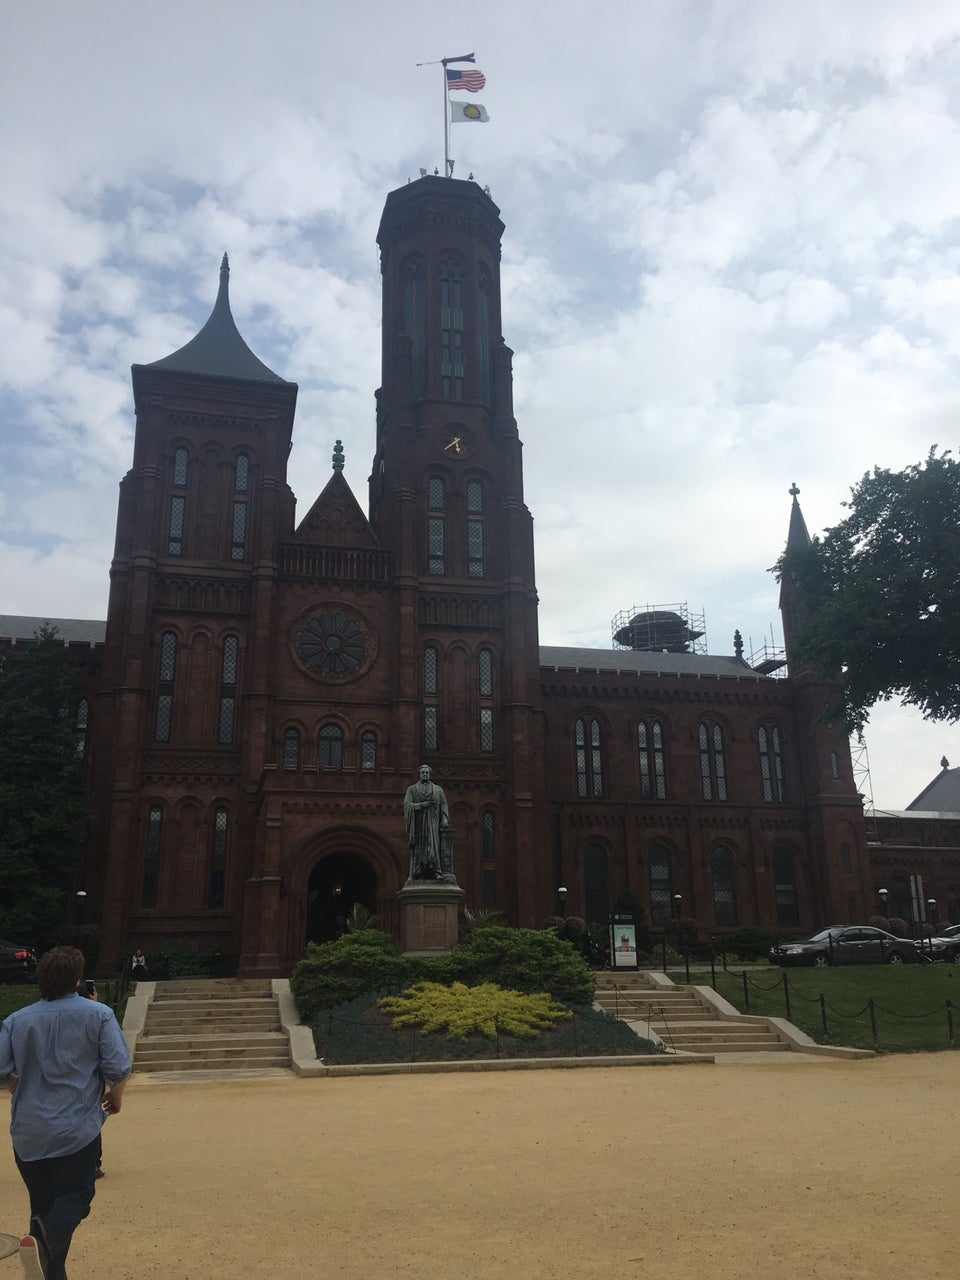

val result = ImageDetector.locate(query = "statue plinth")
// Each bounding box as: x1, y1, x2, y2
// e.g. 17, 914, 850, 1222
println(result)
397, 879, 464, 954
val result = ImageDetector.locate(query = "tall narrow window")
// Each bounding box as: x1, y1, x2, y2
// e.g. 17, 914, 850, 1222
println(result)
830, 751, 840, 779
758, 724, 786, 802
478, 264, 491, 404
142, 805, 162, 908
318, 723, 344, 769
428, 518, 445, 576
583, 843, 610, 926
482, 811, 496, 908
423, 645, 439, 752
168, 447, 188, 556
440, 256, 464, 400
638, 719, 667, 799
361, 730, 377, 771
231, 500, 247, 561
711, 846, 738, 926
478, 648, 494, 753
699, 721, 728, 800
423, 706, 439, 752
428, 477, 445, 510
218, 636, 238, 745
234, 453, 249, 492
648, 844, 673, 924
209, 807, 228, 908
423, 646, 439, 696
76, 698, 89, 758
403, 255, 426, 399
841, 842, 852, 875
283, 728, 301, 769
155, 631, 177, 743
467, 520, 485, 579
772, 847, 799, 926
574, 717, 604, 798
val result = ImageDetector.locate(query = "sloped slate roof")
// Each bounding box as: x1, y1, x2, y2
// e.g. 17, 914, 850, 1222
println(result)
906, 767, 960, 813
0, 616, 106, 646
144, 255, 288, 384
539, 645, 766, 679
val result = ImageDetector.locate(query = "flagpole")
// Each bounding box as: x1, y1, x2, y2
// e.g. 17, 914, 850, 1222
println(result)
442, 59, 450, 177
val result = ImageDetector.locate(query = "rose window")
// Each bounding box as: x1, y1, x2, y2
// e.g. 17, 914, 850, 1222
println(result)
297, 611, 368, 677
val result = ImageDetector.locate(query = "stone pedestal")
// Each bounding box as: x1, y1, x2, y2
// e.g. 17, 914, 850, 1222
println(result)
397, 880, 465, 954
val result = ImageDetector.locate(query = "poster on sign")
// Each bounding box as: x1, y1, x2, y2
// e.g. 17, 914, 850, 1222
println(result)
609, 913, 638, 970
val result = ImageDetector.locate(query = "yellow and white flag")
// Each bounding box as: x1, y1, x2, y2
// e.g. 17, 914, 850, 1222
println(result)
450, 99, 489, 123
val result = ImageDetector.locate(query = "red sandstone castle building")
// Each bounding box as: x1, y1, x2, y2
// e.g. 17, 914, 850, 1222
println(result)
5, 177, 958, 972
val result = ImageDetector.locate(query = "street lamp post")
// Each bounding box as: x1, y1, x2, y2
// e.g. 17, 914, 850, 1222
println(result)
927, 898, 937, 956
557, 885, 567, 919
877, 887, 888, 919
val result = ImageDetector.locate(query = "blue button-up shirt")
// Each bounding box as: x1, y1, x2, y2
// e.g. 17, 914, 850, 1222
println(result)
0, 992, 131, 1161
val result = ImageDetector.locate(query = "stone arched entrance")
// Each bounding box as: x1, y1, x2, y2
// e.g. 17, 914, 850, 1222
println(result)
306, 851, 378, 945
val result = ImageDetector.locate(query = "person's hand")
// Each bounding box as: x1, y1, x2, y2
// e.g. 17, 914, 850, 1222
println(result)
102, 1081, 126, 1114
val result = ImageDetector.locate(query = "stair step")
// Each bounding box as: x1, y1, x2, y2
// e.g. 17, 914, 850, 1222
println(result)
136, 1052, 291, 1072
668, 1040, 787, 1054
140, 1033, 288, 1050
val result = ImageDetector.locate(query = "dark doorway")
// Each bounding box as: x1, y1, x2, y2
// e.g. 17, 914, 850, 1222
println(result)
306, 852, 378, 945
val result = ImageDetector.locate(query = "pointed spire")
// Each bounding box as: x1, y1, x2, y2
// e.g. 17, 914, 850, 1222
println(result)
786, 481, 811, 550
145, 255, 287, 383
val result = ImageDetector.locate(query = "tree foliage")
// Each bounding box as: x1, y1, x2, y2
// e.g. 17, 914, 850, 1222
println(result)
775, 449, 960, 733
0, 627, 88, 947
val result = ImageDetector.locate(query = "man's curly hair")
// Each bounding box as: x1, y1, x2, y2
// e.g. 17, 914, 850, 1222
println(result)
37, 946, 86, 1001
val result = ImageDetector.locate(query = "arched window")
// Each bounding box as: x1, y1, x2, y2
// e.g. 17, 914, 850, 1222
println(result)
318, 723, 344, 769
155, 631, 177, 743
711, 846, 738, 926
648, 843, 673, 924
841, 842, 852, 875
402, 255, 426, 399
361, 730, 377, 771
583, 843, 610, 926
142, 805, 162, 908
218, 636, 239, 745
428, 476, 446, 510
481, 811, 496, 908
478, 648, 494, 753
699, 721, 728, 800
231, 499, 247, 561
638, 719, 666, 799
423, 646, 439, 695
209, 807, 228, 908
772, 847, 799, 926
283, 728, 300, 769
758, 724, 786, 802
234, 453, 249, 492
440, 256, 464, 400
887, 873, 912, 923
575, 717, 604, 798
168, 447, 188, 556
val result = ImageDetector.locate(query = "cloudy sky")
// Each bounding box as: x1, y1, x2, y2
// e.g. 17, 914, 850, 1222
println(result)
3, 0, 960, 809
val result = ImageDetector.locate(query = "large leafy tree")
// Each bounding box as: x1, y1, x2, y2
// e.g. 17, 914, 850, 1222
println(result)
775, 449, 960, 734
0, 626, 88, 948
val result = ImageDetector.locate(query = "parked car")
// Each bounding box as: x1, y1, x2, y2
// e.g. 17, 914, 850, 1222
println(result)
769, 926, 930, 967
0, 938, 37, 983
925, 923, 960, 961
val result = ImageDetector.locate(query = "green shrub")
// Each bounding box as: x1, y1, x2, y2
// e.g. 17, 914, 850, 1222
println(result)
424, 926, 593, 1004
310, 991, 662, 1064
290, 930, 415, 1020
379, 981, 572, 1040
713, 927, 780, 961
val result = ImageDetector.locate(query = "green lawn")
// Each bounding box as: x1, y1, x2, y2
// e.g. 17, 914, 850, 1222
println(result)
672, 964, 960, 1052
0, 984, 39, 1020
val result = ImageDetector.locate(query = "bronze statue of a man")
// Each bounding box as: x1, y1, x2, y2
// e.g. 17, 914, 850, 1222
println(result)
403, 764, 449, 880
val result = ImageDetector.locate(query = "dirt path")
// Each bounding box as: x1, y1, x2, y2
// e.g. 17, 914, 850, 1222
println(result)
1, 1054, 956, 1280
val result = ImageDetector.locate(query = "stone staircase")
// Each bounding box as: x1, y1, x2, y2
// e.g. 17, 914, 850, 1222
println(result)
134, 979, 291, 1073
594, 972, 789, 1055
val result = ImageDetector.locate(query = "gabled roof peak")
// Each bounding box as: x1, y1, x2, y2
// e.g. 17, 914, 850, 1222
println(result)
144, 255, 289, 384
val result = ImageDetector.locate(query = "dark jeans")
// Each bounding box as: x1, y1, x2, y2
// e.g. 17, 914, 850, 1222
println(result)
15, 1133, 101, 1280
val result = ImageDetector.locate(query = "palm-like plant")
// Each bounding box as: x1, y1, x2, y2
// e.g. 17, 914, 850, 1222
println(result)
345, 902, 383, 933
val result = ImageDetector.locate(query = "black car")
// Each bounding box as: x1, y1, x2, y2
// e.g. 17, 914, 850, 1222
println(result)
0, 938, 37, 982
926, 924, 960, 961
769, 926, 928, 967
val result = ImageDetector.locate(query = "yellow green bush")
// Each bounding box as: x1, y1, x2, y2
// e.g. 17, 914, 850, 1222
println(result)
379, 981, 572, 1041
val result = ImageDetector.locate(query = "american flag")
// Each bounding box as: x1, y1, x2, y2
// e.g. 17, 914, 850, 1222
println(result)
446, 68, 486, 92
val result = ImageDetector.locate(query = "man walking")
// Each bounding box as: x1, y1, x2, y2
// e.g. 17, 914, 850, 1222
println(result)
0, 946, 131, 1280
